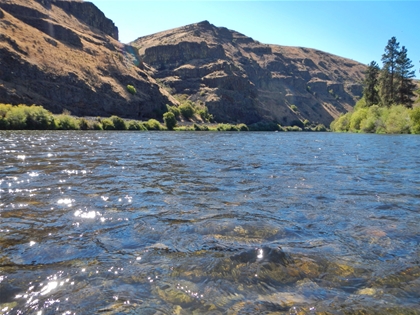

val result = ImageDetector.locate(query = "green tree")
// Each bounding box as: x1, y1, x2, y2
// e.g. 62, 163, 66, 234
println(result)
363, 61, 380, 106
163, 111, 177, 130
380, 36, 400, 106
395, 46, 416, 108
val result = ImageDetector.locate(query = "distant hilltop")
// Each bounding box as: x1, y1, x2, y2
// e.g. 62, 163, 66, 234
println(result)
0, 1, 366, 125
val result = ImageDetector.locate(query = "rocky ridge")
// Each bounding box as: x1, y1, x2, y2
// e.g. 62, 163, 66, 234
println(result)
1, 0, 367, 125
0, 0, 175, 119
132, 21, 367, 125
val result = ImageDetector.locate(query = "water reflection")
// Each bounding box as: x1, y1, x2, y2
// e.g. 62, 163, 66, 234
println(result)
0, 131, 419, 314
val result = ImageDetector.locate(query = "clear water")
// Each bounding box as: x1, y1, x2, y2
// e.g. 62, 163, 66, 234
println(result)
0, 131, 419, 315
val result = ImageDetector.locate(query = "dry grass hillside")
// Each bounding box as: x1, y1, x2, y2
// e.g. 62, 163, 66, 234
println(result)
0, 0, 175, 119
1, 2, 369, 125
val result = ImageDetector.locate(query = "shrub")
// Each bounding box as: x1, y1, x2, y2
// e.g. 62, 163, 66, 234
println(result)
237, 123, 249, 131
330, 103, 416, 134
290, 104, 298, 112
349, 108, 368, 132
285, 125, 302, 132
385, 105, 410, 134
144, 119, 162, 130
110, 115, 127, 130
175, 125, 194, 131
331, 113, 350, 132
410, 107, 420, 134
197, 106, 213, 122
193, 123, 209, 131
179, 102, 194, 119
55, 114, 79, 130
92, 121, 103, 130
0, 116, 10, 129
78, 118, 105, 130
6, 106, 27, 129
166, 105, 180, 118
126, 120, 142, 130
359, 115, 376, 133
0, 103, 12, 118
0, 104, 56, 130
313, 124, 327, 132
163, 111, 177, 130
354, 97, 367, 110
360, 105, 382, 133
25, 105, 55, 129
126, 85, 136, 95
138, 122, 148, 131
101, 118, 115, 130
78, 118, 90, 130
217, 123, 238, 131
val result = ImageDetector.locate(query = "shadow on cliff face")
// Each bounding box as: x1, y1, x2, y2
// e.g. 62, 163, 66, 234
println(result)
132, 20, 365, 125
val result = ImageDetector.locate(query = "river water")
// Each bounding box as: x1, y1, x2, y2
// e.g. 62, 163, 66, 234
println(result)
0, 131, 419, 315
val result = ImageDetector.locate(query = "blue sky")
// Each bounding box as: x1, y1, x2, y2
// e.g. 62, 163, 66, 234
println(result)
90, 1, 419, 77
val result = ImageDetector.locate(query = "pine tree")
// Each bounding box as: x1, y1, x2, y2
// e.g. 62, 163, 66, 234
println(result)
380, 36, 400, 106
395, 46, 416, 108
363, 61, 380, 106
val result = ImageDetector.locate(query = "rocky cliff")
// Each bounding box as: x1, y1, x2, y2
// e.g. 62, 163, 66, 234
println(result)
1, 1, 366, 124
132, 21, 366, 125
0, 0, 175, 119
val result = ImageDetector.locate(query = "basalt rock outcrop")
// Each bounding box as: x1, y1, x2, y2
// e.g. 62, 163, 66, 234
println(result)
0, 0, 174, 119
1, 1, 366, 124
132, 21, 366, 125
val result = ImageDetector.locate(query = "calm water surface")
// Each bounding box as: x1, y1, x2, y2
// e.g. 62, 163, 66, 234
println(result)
0, 131, 419, 315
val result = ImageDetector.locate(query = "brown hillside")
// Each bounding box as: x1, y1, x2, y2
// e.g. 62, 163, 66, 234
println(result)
0, 0, 175, 119
132, 21, 367, 125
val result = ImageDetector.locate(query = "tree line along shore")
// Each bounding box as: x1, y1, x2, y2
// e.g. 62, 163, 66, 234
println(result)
331, 37, 420, 134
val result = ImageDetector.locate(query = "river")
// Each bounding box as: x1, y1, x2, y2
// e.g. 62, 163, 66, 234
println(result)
0, 131, 419, 314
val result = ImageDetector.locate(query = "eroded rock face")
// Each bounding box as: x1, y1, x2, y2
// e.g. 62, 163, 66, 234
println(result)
53, 1, 119, 40
132, 21, 366, 125
0, 0, 174, 119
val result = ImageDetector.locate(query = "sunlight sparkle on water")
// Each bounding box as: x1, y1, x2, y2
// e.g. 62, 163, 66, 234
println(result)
57, 198, 74, 207
40, 281, 58, 296
74, 209, 98, 219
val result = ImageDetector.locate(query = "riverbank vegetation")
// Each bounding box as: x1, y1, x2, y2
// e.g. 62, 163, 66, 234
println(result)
0, 103, 328, 132
331, 36, 420, 134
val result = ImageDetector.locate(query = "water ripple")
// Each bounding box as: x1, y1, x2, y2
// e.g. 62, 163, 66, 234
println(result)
0, 131, 419, 314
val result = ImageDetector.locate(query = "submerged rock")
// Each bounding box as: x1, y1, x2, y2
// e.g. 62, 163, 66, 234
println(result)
230, 246, 290, 265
